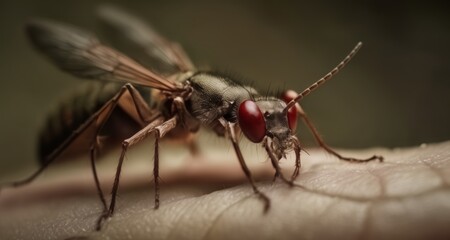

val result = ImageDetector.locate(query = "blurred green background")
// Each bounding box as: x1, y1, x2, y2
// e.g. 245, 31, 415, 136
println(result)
0, 0, 449, 177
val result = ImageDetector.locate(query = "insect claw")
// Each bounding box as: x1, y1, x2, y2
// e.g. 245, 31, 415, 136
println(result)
271, 172, 278, 185
95, 210, 112, 231
154, 199, 160, 209
271, 170, 294, 187
258, 192, 271, 213
376, 155, 384, 162
353, 154, 384, 163
281, 175, 294, 187
290, 169, 300, 183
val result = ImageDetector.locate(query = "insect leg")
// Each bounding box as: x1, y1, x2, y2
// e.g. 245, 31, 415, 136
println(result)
97, 116, 177, 230
263, 138, 293, 186
290, 136, 301, 182
172, 96, 200, 155
172, 97, 200, 131
0, 143, 106, 201
152, 116, 177, 208
1, 162, 49, 189
90, 143, 107, 210
298, 106, 384, 163
1, 84, 156, 211
220, 118, 270, 212
87, 83, 158, 212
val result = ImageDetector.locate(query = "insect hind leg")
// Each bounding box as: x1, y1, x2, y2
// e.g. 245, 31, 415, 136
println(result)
90, 143, 107, 210
0, 83, 157, 215
298, 106, 383, 163
0, 160, 51, 191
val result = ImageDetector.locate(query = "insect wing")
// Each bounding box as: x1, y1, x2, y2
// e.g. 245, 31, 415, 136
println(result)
26, 19, 182, 92
97, 5, 195, 75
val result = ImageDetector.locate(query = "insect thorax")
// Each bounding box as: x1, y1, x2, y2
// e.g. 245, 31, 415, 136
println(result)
185, 72, 257, 125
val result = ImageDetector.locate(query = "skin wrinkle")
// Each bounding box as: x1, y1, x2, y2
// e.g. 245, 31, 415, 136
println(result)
306, 195, 342, 237
165, 186, 259, 240
357, 201, 377, 240
367, 168, 386, 198
304, 158, 448, 191
164, 192, 224, 240
354, 168, 386, 240
1, 142, 450, 239
200, 193, 254, 240
275, 167, 447, 240
292, 181, 450, 203
201, 185, 285, 240
164, 201, 192, 240
203, 184, 384, 240
418, 147, 450, 186
173, 173, 444, 240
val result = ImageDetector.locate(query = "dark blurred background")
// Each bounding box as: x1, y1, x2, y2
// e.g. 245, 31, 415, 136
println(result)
0, 0, 449, 177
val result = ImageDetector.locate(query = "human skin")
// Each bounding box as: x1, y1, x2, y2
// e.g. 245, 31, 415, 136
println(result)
0, 138, 449, 240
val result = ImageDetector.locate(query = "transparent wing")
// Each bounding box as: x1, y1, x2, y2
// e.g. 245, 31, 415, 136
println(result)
26, 19, 183, 92
97, 5, 195, 75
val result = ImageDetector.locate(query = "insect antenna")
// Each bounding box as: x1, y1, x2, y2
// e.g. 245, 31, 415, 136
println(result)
284, 42, 362, 112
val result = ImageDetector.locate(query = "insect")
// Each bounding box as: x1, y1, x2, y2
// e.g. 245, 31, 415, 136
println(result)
2, 6, 382, 230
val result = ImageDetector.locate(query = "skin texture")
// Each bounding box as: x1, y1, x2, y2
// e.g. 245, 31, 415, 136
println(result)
0, 135, 449, 240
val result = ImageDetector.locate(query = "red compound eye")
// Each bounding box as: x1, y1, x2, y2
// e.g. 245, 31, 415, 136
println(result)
238, 100, 266, 143
281, 90, 299, 131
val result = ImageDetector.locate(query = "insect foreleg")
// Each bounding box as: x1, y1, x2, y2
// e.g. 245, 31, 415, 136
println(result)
263, 138, 293, 186
297, 106, 384, 163
220, 118, 270, 212
290, 136, 301, 182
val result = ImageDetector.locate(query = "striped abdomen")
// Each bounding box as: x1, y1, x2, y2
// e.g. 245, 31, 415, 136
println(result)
38, 81, 150, 165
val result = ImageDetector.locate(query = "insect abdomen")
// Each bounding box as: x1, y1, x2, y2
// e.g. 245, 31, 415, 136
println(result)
38, 82, 150, 165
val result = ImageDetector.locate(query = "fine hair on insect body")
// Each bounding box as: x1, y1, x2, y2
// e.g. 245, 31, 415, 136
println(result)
0, 5, 383, 231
